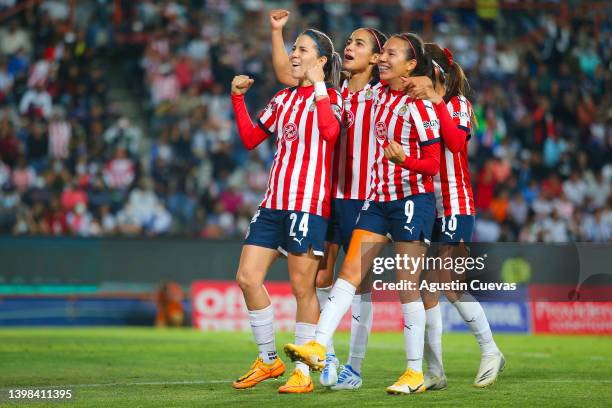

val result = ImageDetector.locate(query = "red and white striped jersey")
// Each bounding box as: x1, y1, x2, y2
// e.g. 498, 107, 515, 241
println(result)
369, 88, 441, 202
103, 158, 135, 189
434, 95, 475, 216
257, 85, 342, 218
331, 79, 382, 200
48, 120, 72, 160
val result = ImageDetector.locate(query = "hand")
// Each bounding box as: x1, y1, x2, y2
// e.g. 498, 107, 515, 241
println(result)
384, 141, 406, 165
401, 76, 442, 104
269, 9, 289, 31
231, 75, 254, 95
305, 63, 325, 85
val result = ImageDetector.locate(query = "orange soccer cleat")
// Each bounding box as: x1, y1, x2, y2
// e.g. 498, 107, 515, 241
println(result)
283, 340, 326, 371
278, 369, 314, 393
232, 357, 286, 389
386, 368, 426, 395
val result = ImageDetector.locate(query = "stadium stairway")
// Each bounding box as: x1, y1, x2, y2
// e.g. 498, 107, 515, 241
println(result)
102, 54, 152, 170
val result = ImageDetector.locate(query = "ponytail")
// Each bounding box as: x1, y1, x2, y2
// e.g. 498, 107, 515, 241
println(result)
424, 43, 471, 100
446, 61, 470, 100
327, 51, 343, 89
424, 43, 477, 128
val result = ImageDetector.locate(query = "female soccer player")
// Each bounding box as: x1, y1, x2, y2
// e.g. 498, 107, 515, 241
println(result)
268, 9, 387, 389
404, 44, 505, 389
230, 27, 343, 394
285, 32, 441, 395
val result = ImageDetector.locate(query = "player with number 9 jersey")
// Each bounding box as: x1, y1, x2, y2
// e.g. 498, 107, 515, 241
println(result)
283, 32, 441, 396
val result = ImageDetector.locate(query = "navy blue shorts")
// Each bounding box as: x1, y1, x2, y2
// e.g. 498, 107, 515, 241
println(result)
326, 199, 364, 253
244, 207, 327, 256
431, 214, 475, 244
355, 193, 436, 243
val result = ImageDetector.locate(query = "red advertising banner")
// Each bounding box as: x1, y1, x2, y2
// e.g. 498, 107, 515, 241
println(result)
531, 302, 612, 334
191, 280, 404, 332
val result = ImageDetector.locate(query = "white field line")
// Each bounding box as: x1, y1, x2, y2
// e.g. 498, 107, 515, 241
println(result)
0, 380, 233, 391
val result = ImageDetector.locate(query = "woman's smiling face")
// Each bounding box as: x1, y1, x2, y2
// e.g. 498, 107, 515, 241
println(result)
290, 35, 324, 80
377, 37, 417, 82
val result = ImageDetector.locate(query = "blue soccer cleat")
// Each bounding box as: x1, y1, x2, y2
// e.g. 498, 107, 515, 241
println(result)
331, 364, 363, 390
319, 354, 340, 387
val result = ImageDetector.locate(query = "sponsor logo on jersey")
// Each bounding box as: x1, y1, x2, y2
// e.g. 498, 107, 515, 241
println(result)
423, 119, 440, 129
283, 122, 299, 142
453, 111, 470, 119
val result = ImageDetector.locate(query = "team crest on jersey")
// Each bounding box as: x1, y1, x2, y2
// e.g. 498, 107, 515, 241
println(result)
283, 122, 299, 142
332, 104, 342, 117
375, 121, 387, 142
343, 109, 355, 128
398, 105, 408, 116
365, 89, 373, 100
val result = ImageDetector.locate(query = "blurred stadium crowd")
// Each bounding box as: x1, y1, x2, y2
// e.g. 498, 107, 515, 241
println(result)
0, 0, 609, 242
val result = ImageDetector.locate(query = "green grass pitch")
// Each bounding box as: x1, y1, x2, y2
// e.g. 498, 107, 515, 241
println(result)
1, 328, 611, 407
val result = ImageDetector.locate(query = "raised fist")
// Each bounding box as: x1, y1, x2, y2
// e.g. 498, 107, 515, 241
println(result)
269, 9, 289, 31
231, 75, 254, 95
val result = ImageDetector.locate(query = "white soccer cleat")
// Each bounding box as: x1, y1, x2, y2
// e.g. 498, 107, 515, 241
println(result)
319, 354, 340, 387
331, 364, 363, 390
474, 352, 505, 388
424, 373, 448, 390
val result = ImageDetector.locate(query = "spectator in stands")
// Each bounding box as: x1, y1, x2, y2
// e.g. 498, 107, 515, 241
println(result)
103, 116, 142, 158
19, 81, 52, 119
103, 147, 134, 191
0, 1, 608, 242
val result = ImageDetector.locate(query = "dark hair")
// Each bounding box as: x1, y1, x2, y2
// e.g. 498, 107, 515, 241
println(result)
425, 43, 476, 127
363, 28, 388, 81
392, 32, 432, 78
302, 29, 342, 89
424, 43, 470, 100
363, 27, 388, 53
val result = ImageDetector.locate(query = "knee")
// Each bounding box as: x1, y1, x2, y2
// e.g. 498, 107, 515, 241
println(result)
315, 270, 333, 288
235, 267, 263, 293
338, 260, 361, 287
291, 283, 315, 302
445, 290, 462, 303
422, 290, 439, 309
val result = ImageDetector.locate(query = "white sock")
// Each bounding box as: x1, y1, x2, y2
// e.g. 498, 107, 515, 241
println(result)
402, 301, 426, 373
453, 293, 500, 356
295, 322, 316, 376
348, 293, 373, 374
424, 303, 444, 376
315, 278, 356, 348
248, 304, 277, 364
316, 286, 335, 356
